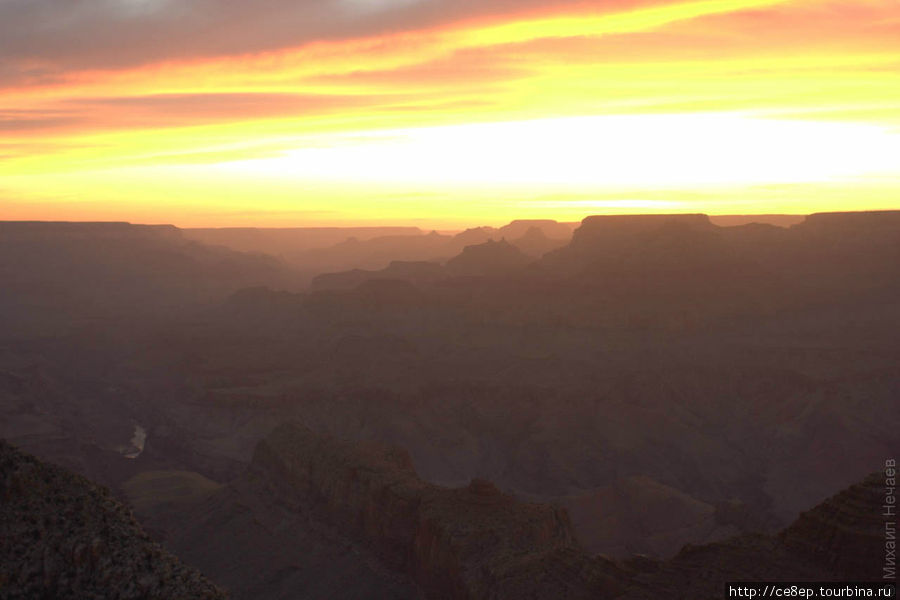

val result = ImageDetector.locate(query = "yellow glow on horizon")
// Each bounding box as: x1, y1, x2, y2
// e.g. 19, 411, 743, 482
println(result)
214, 114, 900, 188
1, 0, 899, 226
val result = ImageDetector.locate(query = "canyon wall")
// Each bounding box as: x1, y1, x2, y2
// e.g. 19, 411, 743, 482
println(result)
249, 422, 626, 600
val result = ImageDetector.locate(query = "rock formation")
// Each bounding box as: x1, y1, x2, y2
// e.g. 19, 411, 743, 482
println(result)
618, 473, 893, 598
240, 424, 894, 600
311, 261, 445, 291
444, 239, 532, 277
249, 423, 627, 600
0, 440, 226, 599
781, 473, 888, 580
508, 227, 569, 258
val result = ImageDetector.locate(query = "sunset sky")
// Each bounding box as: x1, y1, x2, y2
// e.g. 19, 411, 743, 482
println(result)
1, 0, 899, 227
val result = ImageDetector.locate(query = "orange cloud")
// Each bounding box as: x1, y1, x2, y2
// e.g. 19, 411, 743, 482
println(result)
2, 0, 899, 226
0, 93, 392, 138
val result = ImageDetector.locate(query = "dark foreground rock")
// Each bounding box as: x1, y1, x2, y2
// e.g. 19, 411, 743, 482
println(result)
0, 439, 226, 599
619, 473, 892, 599
9, 421, 888, 600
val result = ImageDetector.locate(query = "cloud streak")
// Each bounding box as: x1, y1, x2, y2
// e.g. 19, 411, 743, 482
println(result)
0, 0, 608, 78
2, 0, 899, 225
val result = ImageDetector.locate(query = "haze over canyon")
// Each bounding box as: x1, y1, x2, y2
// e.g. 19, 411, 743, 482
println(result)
1, 211, 897, 598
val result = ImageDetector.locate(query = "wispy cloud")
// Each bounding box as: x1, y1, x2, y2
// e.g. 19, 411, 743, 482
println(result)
2, 0, 899, 225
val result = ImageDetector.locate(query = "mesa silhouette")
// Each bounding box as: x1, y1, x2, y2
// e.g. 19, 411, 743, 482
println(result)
1, 211, 897, 599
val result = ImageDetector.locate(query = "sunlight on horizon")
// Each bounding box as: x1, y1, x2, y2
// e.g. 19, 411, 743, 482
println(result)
216, 113, 900, 189
1, 0, 898, 225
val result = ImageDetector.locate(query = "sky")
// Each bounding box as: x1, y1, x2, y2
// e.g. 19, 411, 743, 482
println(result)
1, 0, 899, 227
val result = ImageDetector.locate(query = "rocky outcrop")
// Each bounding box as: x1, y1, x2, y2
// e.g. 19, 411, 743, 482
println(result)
617, 472, 892, 599
617, 534, 833, 599
126, 419, 890, 600
0, 440, 226, 599
570, 214, 715, 248
796, 210, 900, 232
509, 227, 569, 258
0, 220, 297, 338
451, 227, 497, 248
541, 213, 729, 275
311, 261, 446, 291
445, 239, 532, 277
0, 221, 182, 241
297, 233, 454, 274
183, 226, 424, 259
496, 220, 574, 241
781, 473, 888, 580
249, 423, 626, 600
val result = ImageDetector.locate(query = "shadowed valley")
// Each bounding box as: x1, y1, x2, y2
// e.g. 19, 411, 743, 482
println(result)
1, 212, 898, 598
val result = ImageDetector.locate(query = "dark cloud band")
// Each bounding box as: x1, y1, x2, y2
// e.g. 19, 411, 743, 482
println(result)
0, 0, 605, 83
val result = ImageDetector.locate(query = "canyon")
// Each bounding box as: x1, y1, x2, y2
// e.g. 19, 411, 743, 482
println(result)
1, 211, 898, 597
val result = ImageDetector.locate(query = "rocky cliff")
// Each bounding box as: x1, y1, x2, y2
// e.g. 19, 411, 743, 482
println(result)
444, 239, 531, 277
781, 473, 888, 580
543, 213, 735, 275
570, 214, 715, 246
311, 261, 445, 291
797, 210, 900, 232
249, 423, 626, 600
245, 424, 893, 600
618, 472, 892, 599
0, 440, 226, 599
